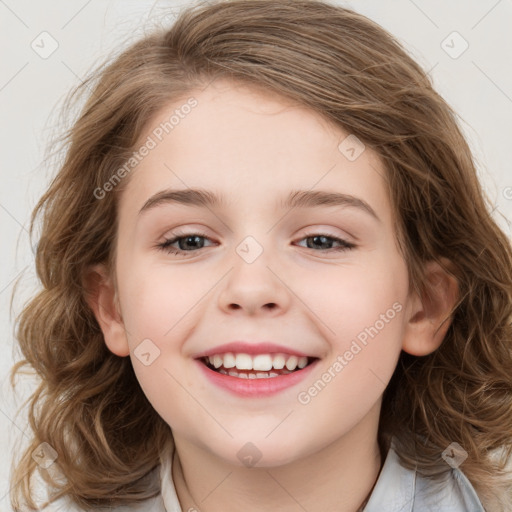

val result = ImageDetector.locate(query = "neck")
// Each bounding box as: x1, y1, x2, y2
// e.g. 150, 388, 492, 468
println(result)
170, 403, 384, 512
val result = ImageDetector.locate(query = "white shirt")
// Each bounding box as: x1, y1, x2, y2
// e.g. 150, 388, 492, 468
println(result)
44, 439, 485, 511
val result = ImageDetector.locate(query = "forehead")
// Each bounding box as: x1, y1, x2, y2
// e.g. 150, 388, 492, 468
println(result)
118, 79, 390, 221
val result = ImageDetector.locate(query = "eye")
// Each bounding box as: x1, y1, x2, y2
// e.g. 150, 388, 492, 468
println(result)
295, 233, 356, 252
157, 232, 215, 256
156, 231, 356, 256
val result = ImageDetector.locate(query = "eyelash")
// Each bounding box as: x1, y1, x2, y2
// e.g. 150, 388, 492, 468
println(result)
156, 231, 356, 256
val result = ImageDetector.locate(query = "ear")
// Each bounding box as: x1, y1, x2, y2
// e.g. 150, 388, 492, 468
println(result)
83, 264, 130, 357
402, 259, 459, 356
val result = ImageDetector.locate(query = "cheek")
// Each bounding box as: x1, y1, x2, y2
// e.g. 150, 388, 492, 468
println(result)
302, 260, 407, 391
116, 264, 202, 428
332, 273, 407, 353
293, 293, 406, 443
296, 253, 408, 347
117, 260, 204, 341
295, 258, 408, 418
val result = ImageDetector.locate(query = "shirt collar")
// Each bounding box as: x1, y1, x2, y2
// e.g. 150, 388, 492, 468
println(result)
158, 438, 484, 512
159, 442, 182, 512
364, 439, 415, 512
157, 441, 415, 512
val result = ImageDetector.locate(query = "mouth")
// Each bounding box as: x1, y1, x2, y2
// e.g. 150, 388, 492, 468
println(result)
199, 352, 317, 379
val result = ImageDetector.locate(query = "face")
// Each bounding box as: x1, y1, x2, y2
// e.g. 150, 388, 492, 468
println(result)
108, 79, 412, 467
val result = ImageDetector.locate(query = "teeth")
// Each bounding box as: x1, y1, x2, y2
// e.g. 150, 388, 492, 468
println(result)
223, 353, 236, 368
285, 355, 298, 371
272, 354, 286, 369
221, 369, 284, 379
206, 352, 311, 372
253, 354, 273, 371
235, 353, 253, 370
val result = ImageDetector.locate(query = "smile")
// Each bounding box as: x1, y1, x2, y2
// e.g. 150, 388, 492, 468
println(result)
202, 352, 312, 378
196, 352, 319, 397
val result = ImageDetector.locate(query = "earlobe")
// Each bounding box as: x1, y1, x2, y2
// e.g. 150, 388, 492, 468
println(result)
402, 259, 459, 357
83, 264, 130, 357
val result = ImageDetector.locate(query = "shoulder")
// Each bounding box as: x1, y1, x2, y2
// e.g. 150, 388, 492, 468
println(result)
38, 494, 166, 512
364, 441, 485, 512
34, 467, 166, 512
413, 465, 486, 511
27, 447, 172, 512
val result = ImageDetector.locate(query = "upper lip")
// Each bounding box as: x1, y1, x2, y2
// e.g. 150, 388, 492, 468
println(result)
194, 341, 314, 359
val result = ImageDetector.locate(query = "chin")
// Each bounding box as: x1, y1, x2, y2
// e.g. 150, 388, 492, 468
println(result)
215, 434, 313, 469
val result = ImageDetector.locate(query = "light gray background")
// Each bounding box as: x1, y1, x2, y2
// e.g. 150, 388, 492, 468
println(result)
1, 0, 511, 509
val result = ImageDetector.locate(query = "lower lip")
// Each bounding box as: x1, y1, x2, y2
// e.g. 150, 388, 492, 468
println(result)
195, 359, 318, 397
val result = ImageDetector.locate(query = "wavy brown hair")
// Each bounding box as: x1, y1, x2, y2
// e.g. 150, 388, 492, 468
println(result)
10, 0, 512, 510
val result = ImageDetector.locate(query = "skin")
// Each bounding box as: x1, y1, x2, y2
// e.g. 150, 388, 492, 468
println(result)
88, 79, 458, 512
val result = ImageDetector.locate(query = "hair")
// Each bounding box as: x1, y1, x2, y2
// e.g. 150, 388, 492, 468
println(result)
9, 0, 512, 510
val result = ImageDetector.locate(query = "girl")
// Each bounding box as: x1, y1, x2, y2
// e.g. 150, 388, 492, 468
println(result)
9, 0, 512, 511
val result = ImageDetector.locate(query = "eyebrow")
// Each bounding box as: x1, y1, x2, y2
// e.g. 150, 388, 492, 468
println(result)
139, 188, 380, 221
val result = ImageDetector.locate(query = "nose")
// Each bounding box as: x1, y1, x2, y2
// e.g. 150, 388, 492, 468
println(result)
217, 251, 291, 317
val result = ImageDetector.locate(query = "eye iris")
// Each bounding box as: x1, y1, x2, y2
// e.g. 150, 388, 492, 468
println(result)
308, 235, 332, 250
180, 235, 204, 250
